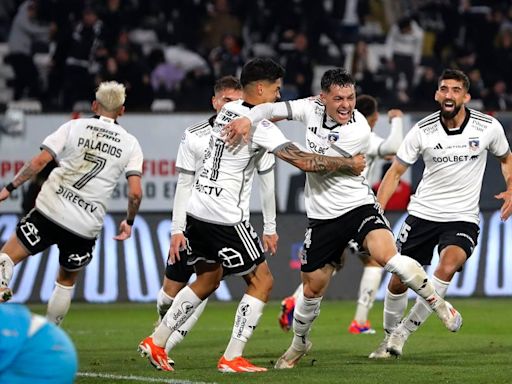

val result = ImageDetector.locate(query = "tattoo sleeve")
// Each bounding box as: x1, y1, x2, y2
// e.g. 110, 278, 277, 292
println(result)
127, 192, 141, 221
274, 143, 353, 173
13, 161, 42, 188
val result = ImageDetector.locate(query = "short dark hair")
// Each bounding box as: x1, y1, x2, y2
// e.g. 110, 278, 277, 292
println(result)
438, 69, 470, 91
356, 95, 378, 118
214, 75, 241, 94
240, 58, 285, 87
320, 68, 355, 92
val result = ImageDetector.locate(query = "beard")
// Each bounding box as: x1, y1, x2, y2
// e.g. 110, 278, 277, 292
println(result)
440, 102, 462, 119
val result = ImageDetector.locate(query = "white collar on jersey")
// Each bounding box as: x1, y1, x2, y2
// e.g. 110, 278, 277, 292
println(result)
99, 115, 115, 124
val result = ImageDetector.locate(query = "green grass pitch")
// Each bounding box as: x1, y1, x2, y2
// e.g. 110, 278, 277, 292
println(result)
28, 299, 512, 384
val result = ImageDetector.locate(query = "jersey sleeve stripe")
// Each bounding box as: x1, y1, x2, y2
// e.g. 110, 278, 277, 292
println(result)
417, 111, 440, 127
284, 101, 293, 120
187, 120, 210, 133
257, 164, 275, 175
125, 170, 142, 178
176, 167, 195, 175
40, 144, 58, 160
496, 149, 511, 159
269, 141, 293, 154
396, 155, 413, 166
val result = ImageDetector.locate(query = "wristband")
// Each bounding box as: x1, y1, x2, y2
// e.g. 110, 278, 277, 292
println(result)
6, 182, 16, 192
126, 218, 134, 226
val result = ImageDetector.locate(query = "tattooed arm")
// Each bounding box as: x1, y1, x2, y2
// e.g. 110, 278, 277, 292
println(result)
274, 143, 366, 174
114, 174, 142, 241
0, 150, 54, 202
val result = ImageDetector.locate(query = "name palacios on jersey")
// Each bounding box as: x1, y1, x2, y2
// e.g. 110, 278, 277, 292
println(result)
76, 125, 123, 158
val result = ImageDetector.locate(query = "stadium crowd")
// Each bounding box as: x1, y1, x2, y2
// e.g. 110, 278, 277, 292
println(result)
2, 0, 512, 112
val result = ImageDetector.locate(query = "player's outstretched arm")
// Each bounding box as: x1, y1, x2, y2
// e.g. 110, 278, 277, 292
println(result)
258, 167, 278, 256
0, 150, 54, 202
376, 158, 408, 209
168, 172, 194, 264
495, 152, 512, 221
114, 175, 142, 240
274, 142, 366, 175
378, 109, 404, 157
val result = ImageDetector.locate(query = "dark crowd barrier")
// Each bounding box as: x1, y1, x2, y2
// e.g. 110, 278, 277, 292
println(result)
0, 211, 510, 303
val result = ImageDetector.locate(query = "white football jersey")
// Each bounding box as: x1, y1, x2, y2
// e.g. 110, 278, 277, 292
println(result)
397, 108, 510, 224
283, 98, 375, 219
176, 115, 275, 222
36, 115, 143, 238
187, 100, 287, 225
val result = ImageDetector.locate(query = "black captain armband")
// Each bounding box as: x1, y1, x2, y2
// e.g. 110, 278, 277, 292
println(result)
126, 218, 135, 226
6, 182, 16, 192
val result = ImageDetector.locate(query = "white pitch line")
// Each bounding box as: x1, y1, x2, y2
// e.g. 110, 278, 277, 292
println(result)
77, 372, 216, 384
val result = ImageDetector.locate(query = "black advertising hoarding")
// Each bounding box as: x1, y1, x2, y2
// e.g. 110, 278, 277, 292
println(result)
1, 211, 510, 303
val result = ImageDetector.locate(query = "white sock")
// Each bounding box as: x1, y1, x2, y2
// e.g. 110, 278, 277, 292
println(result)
291, 284, 303, 300
153, 286, 202, 347
403, 275, 450, 333
292, 293, 322, 350
223, 294, 265, 360
0, 253, 14, 288
165, 298, 208, 354
384, 254, 438, 301
383, 289, 408, 334
157, 288, 174, 322
354, 266, 383, 324
47, 282, 74, 326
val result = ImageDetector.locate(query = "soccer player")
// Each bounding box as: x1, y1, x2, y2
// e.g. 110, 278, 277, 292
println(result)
138, 58, 366, 373
0, 82, 143, 328
222, 68, 462, 370
277, 95, 404, 335
369, 69, 512, 359
157, 76, 278, 365
0, 304, 78, 383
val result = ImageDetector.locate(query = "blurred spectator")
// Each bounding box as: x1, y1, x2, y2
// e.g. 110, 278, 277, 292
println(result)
493, 28, 512, 90
483, 80, 512, 112
6, 0, 53, 100
351, 39, 382, 96
107, 46, 153, 110
98, 0, 136, 52
209, 33, 244, 78
201, 0, 242, 54
148, 48, 185, 98
412, 64, 439, 110
467, 68, 485, 101
0, 0, 17, 41
281, 31, 313, 99
385, 16, 424, 98
61, 6, 106, 109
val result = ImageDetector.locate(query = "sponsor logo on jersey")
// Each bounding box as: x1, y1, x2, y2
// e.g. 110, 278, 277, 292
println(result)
307, 139, 328, 154
469, 138, 480, 151
432, 155, 479, 163
56, 185, 98, 213
194, 181, 223, 197
85, 125, 121, 142
434, 143, 443, 150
